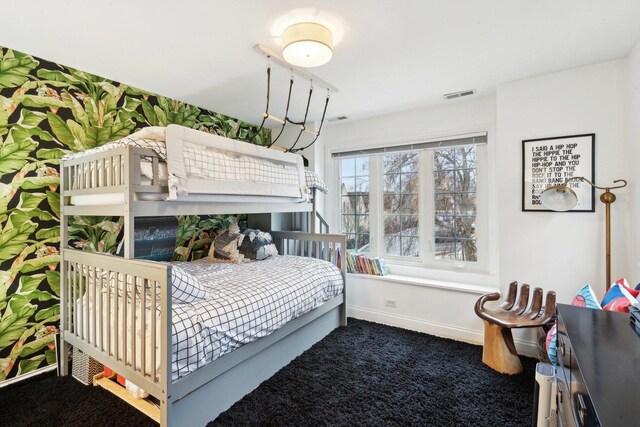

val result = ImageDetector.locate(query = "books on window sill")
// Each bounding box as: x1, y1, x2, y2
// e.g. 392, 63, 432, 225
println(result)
346, 250, 390, 276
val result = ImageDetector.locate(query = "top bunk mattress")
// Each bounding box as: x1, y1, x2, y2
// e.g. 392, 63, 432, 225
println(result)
64, 125, 327, 204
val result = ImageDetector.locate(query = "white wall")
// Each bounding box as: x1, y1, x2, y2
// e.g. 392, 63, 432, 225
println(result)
319, 55, 635, 354
319, 95, 519, 352
321, 94, 496, 154
497, 59, 630, 306
322, 93, 499, 252
628, 40, 640, 281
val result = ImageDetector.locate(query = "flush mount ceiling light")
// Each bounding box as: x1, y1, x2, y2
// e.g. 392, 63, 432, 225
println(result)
282, 22, 333, 68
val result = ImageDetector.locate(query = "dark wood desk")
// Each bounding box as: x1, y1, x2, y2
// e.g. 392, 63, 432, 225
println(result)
556, 304, 640, 426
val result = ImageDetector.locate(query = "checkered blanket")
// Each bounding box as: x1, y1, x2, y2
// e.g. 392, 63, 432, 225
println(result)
305, 169, 329, 193
170, 255, 343, 379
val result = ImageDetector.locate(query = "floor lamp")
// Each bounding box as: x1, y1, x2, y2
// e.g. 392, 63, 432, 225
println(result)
540, 177, 628, 293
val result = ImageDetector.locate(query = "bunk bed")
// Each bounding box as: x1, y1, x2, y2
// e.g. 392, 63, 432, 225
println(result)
58, 125, 346, 426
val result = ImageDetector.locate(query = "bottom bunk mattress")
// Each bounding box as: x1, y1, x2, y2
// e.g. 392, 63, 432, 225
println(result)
171, 255, 343, 379
76, 255, 343, 381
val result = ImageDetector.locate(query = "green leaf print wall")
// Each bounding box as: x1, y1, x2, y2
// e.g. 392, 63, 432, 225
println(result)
0, 45, 270, 383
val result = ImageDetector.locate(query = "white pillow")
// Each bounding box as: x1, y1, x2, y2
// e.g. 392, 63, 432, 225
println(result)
103, 268, 208, 304
130, 126, 167, 141
171, 264, 209, 304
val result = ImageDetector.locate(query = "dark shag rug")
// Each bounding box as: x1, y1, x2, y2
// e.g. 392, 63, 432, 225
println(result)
0, 319, 536, 426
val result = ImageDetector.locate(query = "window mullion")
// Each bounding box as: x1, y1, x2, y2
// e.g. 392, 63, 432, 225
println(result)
475, 144, 488, 268
420, 150, 433, 263
369, 155, 383, 257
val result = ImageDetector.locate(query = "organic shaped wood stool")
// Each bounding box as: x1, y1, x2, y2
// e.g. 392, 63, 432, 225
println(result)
474, 282, 556, 374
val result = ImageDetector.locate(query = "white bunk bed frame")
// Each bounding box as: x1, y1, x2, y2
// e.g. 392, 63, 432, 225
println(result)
58, 144, 346, 426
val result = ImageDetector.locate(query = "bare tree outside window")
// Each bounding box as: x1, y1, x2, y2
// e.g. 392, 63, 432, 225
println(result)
340, 157, 370, 251
433, 146, 477, 261
383, 152, 419, 257
338, 143, 479, 262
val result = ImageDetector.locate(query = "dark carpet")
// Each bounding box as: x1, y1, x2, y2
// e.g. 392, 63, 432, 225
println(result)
0, 319, 536, 426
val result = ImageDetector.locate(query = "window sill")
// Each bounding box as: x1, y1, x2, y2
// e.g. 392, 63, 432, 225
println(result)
346, 272, 498, 295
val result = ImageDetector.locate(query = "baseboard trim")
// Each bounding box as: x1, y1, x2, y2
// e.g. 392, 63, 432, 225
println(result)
0, 364, 56, 388
347, 305, 539, 358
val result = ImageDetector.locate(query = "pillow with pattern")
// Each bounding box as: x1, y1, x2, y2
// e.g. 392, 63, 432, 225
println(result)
209, 223, 245, 263
601, 280, 637, 313
571, 284, 601, 309
238, 228, 278, 260
170, 264, 210, 303
545, 324, 558, 366
547, 283, 602, 366
611, 278, 640, 298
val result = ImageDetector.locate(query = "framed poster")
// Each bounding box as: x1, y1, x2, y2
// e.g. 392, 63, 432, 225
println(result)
522, 134, 595, 212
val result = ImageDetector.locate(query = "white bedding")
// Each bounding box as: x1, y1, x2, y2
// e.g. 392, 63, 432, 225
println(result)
76, 255, 343, 381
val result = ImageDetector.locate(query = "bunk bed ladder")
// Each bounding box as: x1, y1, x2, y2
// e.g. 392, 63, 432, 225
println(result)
316, 212, 329, 234
290, 210, 329, 233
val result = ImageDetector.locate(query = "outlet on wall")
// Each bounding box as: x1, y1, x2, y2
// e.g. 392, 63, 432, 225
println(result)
384, 298, 397, 308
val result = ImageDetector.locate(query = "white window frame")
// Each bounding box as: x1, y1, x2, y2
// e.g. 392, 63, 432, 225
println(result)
377, 150, 423, 264
338, 156, 372, 251
331, 129, 494, 278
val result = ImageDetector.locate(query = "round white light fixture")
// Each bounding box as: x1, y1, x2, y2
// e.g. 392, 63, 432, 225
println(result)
282, 22, 333, 68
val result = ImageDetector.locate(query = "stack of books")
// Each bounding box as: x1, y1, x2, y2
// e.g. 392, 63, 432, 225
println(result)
346, 250, 390, 276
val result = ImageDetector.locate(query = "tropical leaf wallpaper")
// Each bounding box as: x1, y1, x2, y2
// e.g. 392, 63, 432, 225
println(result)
0, 45, 270, 383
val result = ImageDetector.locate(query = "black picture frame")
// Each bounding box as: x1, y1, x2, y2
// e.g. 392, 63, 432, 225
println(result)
522, 134, 595, 212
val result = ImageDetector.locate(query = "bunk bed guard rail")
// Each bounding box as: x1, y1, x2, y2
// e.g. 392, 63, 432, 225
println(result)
61, 249, 172, 399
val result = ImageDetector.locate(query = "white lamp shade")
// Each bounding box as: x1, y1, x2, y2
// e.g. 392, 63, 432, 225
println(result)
540, 185, 578, 211
282, 22, 333, 68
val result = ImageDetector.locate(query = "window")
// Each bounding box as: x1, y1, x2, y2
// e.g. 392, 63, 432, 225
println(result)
340, 156, 370, 251
334, 133, 487, 271
433, 146, 477, 261
383, 152, 419, 257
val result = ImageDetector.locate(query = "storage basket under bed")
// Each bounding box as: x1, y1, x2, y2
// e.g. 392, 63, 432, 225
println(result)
72, 346, 103, 385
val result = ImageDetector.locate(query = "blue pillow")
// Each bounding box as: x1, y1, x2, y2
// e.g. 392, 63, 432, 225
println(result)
571, 284, 601, 309
546, 325, 557, 366
548, 283, 602, 366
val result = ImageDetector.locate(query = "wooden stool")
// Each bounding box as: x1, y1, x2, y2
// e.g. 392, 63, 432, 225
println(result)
474, 282, 556, 374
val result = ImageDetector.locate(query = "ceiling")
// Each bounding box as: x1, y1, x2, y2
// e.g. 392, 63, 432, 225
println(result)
1, 1, 639, 127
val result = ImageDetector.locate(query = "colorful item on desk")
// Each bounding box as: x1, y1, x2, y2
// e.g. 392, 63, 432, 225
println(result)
571, 284, 601, 309
546, 324, 558, 366
547, 283, 602, 366
614, 278, 640, 298
601, 280, 637, 313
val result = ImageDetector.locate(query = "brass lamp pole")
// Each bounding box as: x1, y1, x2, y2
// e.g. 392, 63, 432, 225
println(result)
540, 177, 628, 292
